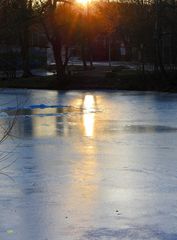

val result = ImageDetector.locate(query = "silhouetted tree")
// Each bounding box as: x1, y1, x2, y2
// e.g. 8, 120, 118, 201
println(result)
0, 0, 34, 77
34, 0, 75, 81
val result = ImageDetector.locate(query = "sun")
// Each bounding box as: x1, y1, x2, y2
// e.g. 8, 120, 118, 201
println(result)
76, 0, 89, 6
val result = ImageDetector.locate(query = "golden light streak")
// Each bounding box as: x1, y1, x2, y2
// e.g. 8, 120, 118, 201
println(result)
83, 95, 95, 137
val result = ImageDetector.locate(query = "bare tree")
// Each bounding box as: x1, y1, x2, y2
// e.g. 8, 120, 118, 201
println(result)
34, 0, 74, 81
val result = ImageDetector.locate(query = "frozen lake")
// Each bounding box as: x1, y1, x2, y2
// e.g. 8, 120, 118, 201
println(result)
0, 89, 177, 240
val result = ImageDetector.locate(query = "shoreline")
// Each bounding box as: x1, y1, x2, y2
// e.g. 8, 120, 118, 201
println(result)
0, 72, 176, 92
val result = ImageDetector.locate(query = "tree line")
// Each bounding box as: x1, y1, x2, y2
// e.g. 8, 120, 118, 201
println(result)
0, 0, 177, 81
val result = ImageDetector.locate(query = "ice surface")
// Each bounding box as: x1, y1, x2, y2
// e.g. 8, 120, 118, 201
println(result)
0, 90, 177, 240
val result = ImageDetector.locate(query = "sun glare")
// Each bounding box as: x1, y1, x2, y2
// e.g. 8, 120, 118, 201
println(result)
76, 0, 89, 6
83, 95, 95, 137
83, 95, 95, 111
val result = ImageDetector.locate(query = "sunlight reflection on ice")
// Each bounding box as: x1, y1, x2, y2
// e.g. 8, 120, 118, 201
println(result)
83, 95, 95, 137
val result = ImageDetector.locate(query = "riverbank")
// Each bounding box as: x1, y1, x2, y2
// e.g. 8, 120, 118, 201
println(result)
0, 66, 176, 92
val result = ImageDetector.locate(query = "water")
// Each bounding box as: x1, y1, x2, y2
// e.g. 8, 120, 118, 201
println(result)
0, 89, 177, 240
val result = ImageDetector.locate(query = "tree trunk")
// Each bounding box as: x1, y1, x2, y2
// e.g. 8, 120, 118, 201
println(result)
156, 36, 167, 77
108, 35, 111, 68
81, 42, 87, 68
51, 39, 65, 81
20, 25, 32, 78
88, 41, 93, 68
154, 0, 167, 78
64, 46, 70, 68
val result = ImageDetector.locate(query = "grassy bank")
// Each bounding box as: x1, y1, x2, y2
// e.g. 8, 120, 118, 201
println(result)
0, 68, 176, 92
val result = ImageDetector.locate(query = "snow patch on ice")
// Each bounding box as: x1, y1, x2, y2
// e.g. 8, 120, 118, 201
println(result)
0, 112, 9, 117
